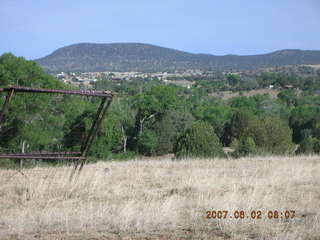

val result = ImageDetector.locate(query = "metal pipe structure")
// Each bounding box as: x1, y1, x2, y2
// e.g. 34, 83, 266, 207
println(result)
0, 155, 85, 160
0, 86, 113, 97
0, 86, 113, 170
0, 88, 15, 129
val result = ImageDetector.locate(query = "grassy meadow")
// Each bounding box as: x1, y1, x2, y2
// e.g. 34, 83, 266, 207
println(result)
0, 155, 319, 240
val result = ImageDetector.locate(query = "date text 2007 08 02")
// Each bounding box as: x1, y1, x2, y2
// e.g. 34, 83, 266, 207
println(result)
205, 210, 296, 220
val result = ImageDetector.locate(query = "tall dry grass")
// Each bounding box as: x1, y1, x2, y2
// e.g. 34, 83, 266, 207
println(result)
0, 155, 319, 239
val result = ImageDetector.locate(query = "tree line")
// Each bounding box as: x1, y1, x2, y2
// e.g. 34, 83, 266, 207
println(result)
0, 53, 320, 167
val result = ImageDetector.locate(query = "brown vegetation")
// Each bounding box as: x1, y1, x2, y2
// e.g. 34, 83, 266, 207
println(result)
0, 155, 319, 239
210, 89, 279, 100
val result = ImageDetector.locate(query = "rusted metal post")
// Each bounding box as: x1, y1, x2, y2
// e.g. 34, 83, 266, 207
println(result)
0, 151, 82, 156
0, 155, 85, 160
0, 88, 15, 130
1, 86, 113, 98
76, 97, 112, 172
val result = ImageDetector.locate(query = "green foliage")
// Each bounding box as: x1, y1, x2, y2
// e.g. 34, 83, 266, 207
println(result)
132, 85, 180, 118
278, 89, 298, 107
194, 101, 232, 139
227, 73, 240, 86
232, 136, 256, 158
0, 159, 16, 169
174, 121, 223, 159
137, 129, 158, 156
229, 95, 277, 116
0, 54, 72, 154
297, 136, 318, 154
224, 111, 294, 155
1, 53, 320, 167
0, 53, 64, 88
259, 116, 295, 154
314, 140, 320, 153
223, 110, 256, 145
289, 105, 320, 143
132, 85, 182, 153
154, 110, 194, 155
63, 110, 93, 151
108, 98, 136, 153
94, 78, 163, 96
296, 128, 320, 154
113, 151, 137, 161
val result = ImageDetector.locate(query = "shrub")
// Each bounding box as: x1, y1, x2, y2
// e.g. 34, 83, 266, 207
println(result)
0, 159, 16, 169
137, 129, 157, 156
222, 110, 256, 146
226, 111, 295, 156
259, 116, 295, 154
314, 139, 320, 153
297, 136, 318, 154
113, 151, 137, 160
154, 110, 194, 155
174, 121, 223, 159
232, 136, 256, 158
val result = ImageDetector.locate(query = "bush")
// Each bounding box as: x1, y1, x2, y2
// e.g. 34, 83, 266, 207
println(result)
232, 136, 256, 158
0, 159, 16, 169
154, 110, 194, 155
137, 129, 157, 156
222, 110, 256, 146
259, 116, 295, 154
113, 151, 137, 160
174, 121, 224, 159
297, 136, 318, 154
225, 111, 295, 156
314, 139, 320, 153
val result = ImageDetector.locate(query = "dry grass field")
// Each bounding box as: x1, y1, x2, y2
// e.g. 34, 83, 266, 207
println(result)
0, 155, 320, 240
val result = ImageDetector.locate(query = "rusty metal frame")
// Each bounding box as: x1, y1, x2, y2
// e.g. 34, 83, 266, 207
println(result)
0, 86, 113, 170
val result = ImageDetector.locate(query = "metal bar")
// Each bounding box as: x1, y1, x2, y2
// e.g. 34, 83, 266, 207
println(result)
80, 98, 106, 157
0, 89, 15, 129
0, 155, 85, 160
0, 151, 82, 156
1, 86, 113, 98
77, 97, 112, 171
0, 86, 113, 172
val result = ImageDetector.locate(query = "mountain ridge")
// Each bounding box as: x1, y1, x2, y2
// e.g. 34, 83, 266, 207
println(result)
35, 43, 320, 73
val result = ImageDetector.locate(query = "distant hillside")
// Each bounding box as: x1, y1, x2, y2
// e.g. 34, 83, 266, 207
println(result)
35, 43, 320, 73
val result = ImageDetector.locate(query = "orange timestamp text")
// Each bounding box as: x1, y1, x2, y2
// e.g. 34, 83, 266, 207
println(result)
205, 210, 296, 220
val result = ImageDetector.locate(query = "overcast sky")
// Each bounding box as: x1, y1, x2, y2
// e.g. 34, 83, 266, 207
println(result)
0, 0, 319, 59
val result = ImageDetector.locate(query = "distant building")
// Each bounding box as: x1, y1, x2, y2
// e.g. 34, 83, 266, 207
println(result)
283, 85, 294, 89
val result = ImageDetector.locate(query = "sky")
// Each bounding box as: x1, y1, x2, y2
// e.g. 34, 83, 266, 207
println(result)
0, 0, 319, 60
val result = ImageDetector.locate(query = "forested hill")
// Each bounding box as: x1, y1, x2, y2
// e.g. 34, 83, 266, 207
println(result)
35, 43, 320, 73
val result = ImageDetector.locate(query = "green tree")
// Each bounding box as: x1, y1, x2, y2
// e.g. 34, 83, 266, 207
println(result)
289, 105, 319, 143
132, 85, 180, 134
137, 129, 157, 156
232, 136, 256, 157
0, 54, 70, 154
222, 110, 256, 145
278, 89, 298, 107
258, 116, 294, 154
154, 110, 194, 155
227, 73, 240, 86
110, 98, 136, 153
174, 121, 223, 159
